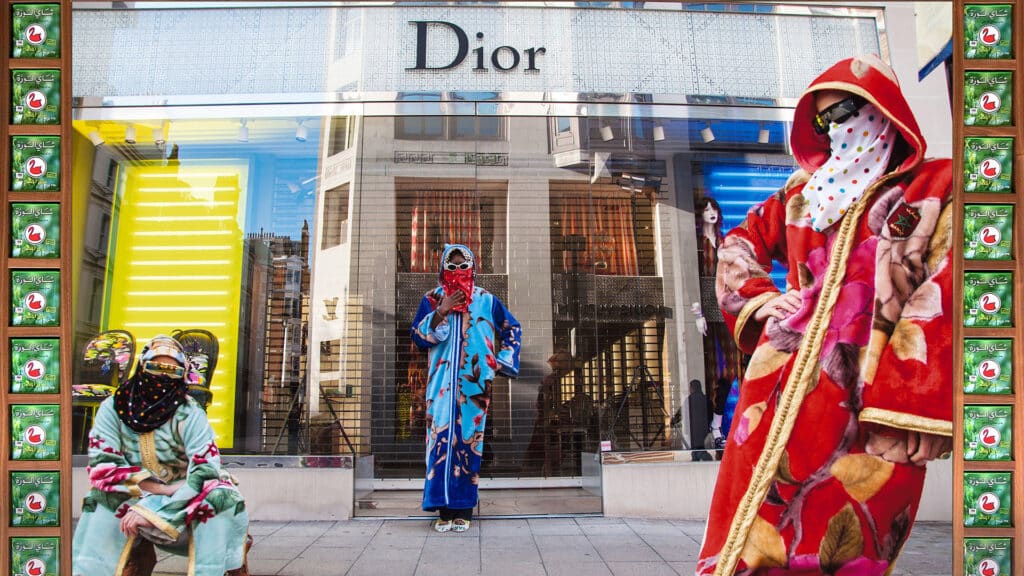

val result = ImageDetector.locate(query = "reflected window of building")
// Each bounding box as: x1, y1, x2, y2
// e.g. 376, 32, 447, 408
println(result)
395, 92, 445, 140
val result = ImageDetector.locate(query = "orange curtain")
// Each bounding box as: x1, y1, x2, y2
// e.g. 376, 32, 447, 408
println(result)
560, 196, 637, 276
409, 190, 482, 273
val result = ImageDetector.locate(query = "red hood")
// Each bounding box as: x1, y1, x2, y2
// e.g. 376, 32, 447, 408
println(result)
791, 55, 926, 175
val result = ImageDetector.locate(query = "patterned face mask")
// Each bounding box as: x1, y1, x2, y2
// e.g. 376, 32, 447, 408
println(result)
802, 101, 896, 233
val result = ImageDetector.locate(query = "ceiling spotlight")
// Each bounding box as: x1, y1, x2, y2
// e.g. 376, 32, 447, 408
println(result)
758, 123, 770, 144
295, 120, 308, 142
600, 124, 614, 142
87, 131, 105, 147
700, 123, 715, 144
238, 119, 249, 143
653, 123, 665, 142
124, 123, 136, 144
154, 121, 168, 146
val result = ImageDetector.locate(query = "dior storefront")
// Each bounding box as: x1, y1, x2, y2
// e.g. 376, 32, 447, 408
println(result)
68, 1, 952, 520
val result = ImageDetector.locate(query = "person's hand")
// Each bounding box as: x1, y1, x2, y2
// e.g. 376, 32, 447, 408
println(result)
438, 291, 466, 316
866, 428, 951, 466
907, 431, 952, 466
119, 509, 155, 537
754, 291, 802, 322
865, 428, 909, 464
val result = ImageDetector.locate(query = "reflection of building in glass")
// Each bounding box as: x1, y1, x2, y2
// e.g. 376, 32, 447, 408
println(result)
239, 227, 310, 454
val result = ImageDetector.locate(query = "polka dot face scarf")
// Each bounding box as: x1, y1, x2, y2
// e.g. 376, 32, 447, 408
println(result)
803, 102, 896, 233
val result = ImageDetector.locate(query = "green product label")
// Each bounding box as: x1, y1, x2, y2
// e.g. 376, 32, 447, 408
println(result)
964, 405, 1012, 460
964, 204, 1012, 260
10, 271, 60, 327
11, 4, 61, 59
10, 136, 60, 191
965, 72, 1013, 126
964, 538, 1012, 576
11, 203, 60, 259
964, 339, 1013, 395
964, 138, 1013, 193
10, 69, 60, 125
10, 472, 60, 527
964, 472, 1013, 527
964, 5, 1013, 59
10, 338, 60, 394
10, 537, 60, 576
963, 273, 1013, 327
10, 404, 60, 460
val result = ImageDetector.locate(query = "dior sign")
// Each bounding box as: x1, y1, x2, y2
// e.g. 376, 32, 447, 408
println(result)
407, 21, 546, 72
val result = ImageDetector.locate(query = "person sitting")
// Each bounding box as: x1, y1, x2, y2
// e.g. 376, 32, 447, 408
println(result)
72, 335, 250, 576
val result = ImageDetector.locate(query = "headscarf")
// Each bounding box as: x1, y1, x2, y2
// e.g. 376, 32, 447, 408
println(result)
790, 54, 925, 180
439, 243, 476, 313
113, 335, 189, 433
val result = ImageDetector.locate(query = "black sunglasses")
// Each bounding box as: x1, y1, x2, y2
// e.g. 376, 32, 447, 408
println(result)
813, 95, 867, 135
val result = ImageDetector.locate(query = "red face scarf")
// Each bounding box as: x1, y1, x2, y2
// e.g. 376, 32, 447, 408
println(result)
441, 269, 474, 312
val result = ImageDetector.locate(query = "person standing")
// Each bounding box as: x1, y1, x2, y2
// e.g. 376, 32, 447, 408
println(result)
698, 55, 952, 575
411, 244, 522, 532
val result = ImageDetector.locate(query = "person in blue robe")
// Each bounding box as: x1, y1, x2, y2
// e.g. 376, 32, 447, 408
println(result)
411, 244, 521, 532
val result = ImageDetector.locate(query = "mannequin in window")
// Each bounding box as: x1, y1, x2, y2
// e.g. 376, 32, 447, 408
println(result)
694, 196, 743, 447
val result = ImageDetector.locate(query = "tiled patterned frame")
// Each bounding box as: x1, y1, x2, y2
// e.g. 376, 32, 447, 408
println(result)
0, 0, 72, 573
954, 1, 1024, 574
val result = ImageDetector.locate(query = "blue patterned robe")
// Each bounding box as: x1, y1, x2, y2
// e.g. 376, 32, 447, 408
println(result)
412, 284, 521, 511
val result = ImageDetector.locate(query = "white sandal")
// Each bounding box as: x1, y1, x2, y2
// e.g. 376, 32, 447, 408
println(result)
451, 519, 471, 533
433, 519, 453, 533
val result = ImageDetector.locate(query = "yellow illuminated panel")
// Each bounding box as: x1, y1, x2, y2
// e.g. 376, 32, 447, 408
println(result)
104, 161, 249, 447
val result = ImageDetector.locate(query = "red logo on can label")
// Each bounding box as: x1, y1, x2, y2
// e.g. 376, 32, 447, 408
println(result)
979, 558, 1000, 576
24, 157, 47, 178
979, 26, 1000, 46
25, 224, 46, 245
978, 492, 1000, 514
979, 426, 1001, 448
980, 158, 1002, 180
24, 359, 46, 380
979, 360, 1001, 381
25, 25, 46, 45
979, 293, 1001, 314
25, 425, 46, 446
25, 90, 46, 111
980, 92, 1002, 113
25, 492, 46, 513
25, 558, 46, 576
979, 226, 1001, 247
25, 292, 46, 312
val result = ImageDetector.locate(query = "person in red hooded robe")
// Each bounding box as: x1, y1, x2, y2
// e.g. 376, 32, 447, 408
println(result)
697, 54, 953, 575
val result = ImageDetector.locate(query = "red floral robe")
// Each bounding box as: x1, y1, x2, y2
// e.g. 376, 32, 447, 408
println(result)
698, 56, 953, 576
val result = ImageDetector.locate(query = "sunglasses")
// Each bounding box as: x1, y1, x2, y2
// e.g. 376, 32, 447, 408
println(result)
813, 95, 867, 135
444, 262, 473, 271
141, 360, 186, 379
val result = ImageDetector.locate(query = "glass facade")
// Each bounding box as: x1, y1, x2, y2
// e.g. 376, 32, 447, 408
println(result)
66, 1, 951, 516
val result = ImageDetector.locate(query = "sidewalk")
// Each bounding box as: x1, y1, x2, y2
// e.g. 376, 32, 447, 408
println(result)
153, 517, 952, 576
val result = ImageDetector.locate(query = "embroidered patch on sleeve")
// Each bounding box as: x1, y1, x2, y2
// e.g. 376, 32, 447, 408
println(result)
886, 203, 921, 239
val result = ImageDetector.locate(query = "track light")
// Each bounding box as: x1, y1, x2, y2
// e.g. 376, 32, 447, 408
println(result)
700, 123, 715, 143
295, 120, 308, 142
758, 123, 770, 144
238, 119, 249, 143
600, 124, 614, 141
88, 131, 105, 147
653, 123, 665, 142
124, 123, 136, 144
